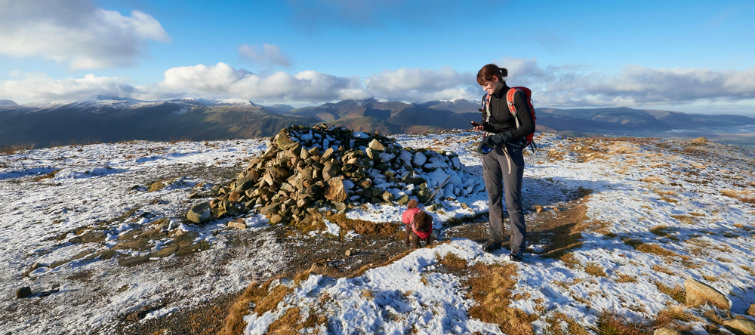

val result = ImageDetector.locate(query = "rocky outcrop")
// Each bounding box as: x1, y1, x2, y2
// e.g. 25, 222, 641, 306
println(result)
684, 278, 731, 310
722, 317, 755, 335
200, 124, 483, 228
653, 328, 680, 335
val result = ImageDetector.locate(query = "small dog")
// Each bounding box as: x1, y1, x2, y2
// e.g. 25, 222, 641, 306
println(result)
401, 199, 434, 248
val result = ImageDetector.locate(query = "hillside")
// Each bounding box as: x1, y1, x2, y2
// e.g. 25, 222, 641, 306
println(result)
1, 129, 753, 335
0, 98, 318, 148
2, 98, 752, 150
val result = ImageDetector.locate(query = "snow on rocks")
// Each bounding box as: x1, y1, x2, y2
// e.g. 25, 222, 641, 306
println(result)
203, 125, 484, 228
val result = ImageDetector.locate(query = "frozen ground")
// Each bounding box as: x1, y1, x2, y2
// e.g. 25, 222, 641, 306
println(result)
1, 131, 753, 335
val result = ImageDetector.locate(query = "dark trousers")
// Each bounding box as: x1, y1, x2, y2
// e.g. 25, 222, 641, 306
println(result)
482, 144, 526, 253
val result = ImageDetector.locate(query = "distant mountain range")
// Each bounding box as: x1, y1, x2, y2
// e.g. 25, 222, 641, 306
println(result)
1, 97, 753, 149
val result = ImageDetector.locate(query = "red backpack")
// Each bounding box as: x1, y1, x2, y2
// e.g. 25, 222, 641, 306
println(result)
505, 87, 536, 150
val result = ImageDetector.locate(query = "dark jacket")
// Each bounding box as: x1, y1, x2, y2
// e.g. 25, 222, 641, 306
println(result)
480, 83, 535, 140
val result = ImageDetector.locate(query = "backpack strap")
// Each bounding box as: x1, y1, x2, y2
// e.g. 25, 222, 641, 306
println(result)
506, 88, 521, 129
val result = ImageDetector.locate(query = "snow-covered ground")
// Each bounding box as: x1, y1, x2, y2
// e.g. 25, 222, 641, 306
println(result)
1, 131, 753, 334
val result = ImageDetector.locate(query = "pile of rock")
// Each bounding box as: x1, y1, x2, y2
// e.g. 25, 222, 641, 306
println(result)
188, 124, 484, 227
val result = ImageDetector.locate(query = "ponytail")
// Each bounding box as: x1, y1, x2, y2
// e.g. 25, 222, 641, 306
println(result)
477, 64, 508, 85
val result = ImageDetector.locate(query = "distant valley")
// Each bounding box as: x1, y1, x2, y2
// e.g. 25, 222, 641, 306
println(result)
1, 97, 752, 149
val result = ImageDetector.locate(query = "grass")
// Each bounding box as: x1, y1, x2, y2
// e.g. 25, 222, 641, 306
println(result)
219, 279, 293, 335
466, 262, 537, 335
436, 252, 468, 273
544, 312, 589, 335
649, 225, 674, 238
559, 253, 581, 269
670, 214, 696, 225
624, 239, 683, 260
616, 274, 637, 283
652, 264, 675, 276
654, 281, 686, 304
595, 312, 651, 335
720, 189, 755, 203
653, 306, 697, 331
585, 262, 607, 277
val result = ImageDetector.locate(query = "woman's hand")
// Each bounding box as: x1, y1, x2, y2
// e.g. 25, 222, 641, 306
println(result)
470, 121, 485, 131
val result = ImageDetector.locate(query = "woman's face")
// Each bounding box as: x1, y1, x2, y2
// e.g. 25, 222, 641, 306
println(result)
480, 77, 503, 95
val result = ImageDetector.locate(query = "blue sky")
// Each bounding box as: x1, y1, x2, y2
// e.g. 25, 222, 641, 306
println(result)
0, 0, 753, 115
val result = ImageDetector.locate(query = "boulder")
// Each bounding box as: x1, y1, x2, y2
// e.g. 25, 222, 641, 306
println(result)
186, 202, 211, 224
684, 278, 730, 310
325, 176, 348, 203
368, 139, 385, 151
722, 317, 755, 335
228, 220, 247, 230
748, 304, 755, 317
653, 328, 680, 335
233, 177, 255, 193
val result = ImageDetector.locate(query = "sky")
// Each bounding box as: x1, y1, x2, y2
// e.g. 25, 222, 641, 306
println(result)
0, 0, 753, 115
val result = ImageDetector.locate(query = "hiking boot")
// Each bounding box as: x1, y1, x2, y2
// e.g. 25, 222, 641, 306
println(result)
482, 240, 501, 253
507, 250, 524, 262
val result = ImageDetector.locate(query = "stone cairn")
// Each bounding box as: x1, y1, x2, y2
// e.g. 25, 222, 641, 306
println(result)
189, 124, 483, 229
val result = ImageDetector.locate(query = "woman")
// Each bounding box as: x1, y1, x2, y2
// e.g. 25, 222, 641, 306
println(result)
472, 63, 534, 261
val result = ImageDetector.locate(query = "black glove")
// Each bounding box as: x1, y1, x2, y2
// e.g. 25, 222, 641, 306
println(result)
488, 131, 513, 145
476, 131, 513, 155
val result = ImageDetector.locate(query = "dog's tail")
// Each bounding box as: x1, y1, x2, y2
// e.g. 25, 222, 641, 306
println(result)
407, 198, 418, 209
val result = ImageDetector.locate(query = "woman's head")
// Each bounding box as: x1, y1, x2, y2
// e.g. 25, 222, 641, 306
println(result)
476, 64, 507, 86
477, 64, 507, 95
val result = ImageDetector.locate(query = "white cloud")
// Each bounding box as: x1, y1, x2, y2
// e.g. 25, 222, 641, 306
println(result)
491, 58, 755, 109
0, 0, 169, 70
365, 67, 476, 102
1, 60, 751, 115
154, 62, 362, 103
0, 72, 137, 102
238, 44, 292, 67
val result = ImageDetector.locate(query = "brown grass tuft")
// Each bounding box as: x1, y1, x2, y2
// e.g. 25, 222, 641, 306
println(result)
466, 262, 536, 335
720, 189, 755, 203
654, 281, 686, 304
626, 241, 682, 260
437, 252, 468, 273
652, 264, 675, 276
35, 169, 61, 181
219, 279, 292, 335
616, 274, 637, 283
544, 312, 589, 335
653, 305, 697, 331
585, 262, 607, 277
595, 312, 651, 335
559, 252, 582, 269
267, 308, 301, 334
649, 225, 674, 238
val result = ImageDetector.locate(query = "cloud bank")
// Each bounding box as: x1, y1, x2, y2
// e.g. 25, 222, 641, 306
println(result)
0, 0, 169, 70
238, 44, 292, 68
1, 60, 752, 114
